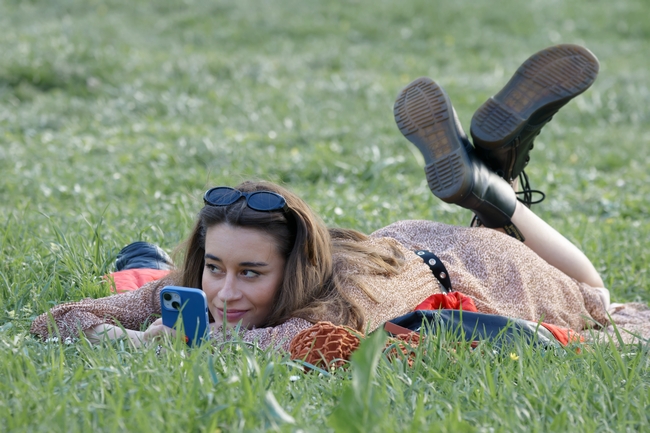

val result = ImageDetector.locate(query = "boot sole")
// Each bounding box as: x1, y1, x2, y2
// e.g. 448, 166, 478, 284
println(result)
471, 44, 599, 149
394, 77, 472, 203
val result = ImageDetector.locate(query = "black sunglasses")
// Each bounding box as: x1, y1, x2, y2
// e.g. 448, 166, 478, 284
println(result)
203, 187, 289, 213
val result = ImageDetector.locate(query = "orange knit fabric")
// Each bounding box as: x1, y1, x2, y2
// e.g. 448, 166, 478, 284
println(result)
289, 321, 361, 368
384, 332, 421, 367
289, 321, 423, 369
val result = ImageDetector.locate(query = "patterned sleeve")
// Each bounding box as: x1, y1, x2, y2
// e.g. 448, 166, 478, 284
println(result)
209, 317, 314, 352
30, 276, 175, 341
576, 282, 610, 326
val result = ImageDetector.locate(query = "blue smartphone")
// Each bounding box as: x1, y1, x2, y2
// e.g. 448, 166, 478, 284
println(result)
160, 286, 209, 347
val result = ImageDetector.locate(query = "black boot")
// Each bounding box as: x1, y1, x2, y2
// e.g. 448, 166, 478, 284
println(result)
470, 44, 599, 206
115, 241, 173, 271
394, 77, 524, 240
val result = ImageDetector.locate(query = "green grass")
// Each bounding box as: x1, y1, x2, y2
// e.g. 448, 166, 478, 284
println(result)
1, 0, 649, 430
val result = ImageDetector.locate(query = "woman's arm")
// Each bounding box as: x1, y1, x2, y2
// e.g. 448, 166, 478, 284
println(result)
85, 324, 146, 347
88, 317, 314, 352
30, 275, 176, 343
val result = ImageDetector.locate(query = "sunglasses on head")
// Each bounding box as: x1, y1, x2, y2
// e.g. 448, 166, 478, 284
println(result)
203, 186, 289, 213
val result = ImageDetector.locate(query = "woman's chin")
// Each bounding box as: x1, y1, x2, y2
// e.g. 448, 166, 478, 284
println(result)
209, 317, 250, 330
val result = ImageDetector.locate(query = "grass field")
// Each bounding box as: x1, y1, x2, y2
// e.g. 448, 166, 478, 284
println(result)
1, 0, 649, 431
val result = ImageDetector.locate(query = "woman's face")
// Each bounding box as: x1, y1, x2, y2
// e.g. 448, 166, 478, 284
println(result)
202, 224, 286, 329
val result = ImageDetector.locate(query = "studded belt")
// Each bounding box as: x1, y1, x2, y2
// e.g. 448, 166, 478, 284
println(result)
414, 250, 452, 294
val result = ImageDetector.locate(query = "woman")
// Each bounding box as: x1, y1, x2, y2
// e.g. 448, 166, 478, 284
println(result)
31, 44, 646, 350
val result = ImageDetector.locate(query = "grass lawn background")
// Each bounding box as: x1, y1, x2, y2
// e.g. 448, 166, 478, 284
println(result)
1, 0, 649, 431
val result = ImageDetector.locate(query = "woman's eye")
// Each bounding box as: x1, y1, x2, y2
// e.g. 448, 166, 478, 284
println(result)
206, 264, 222, 273
241, 270, 259, 278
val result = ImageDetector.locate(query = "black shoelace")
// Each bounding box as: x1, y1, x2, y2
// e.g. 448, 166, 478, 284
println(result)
515, 170, 545, 207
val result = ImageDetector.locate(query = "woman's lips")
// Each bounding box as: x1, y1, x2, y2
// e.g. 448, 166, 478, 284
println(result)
217, 308, 247, 322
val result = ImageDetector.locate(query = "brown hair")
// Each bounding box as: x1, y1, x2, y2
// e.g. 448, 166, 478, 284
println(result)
178, 180, 403, 330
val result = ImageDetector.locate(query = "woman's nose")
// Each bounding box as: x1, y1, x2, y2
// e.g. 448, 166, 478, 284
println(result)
217, 274, 242, 302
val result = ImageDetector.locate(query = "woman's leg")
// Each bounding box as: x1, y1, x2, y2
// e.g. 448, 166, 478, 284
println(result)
393, 77, 604, 288
467, 45, 606, 295
510, 201, 604, 288
514, 203, 611, 309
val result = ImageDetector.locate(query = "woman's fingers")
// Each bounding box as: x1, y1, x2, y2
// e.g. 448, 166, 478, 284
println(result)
143, 318, 177, 342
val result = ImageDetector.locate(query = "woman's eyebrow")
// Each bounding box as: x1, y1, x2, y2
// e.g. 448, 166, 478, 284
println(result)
205, 254, 268, 267
239, 261, 269, 267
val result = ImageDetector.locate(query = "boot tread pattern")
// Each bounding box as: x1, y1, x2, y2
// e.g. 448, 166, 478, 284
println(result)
520, 46, 599, 97
425, 152, 468, 199
471, 44, 598, 147
394, 77, 471, 202
394, 79, 449, 137
471, 99, 520, 139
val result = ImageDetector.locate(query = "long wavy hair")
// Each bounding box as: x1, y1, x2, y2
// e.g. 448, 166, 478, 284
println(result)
177, 180, 403, 330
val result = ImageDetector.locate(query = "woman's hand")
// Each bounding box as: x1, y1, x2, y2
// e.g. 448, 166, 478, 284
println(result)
85, 324, 146, 348
142, 318, 177, 343
85, 319, 177, 348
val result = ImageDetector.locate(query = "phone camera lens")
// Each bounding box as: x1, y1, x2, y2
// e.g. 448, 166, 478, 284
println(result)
163, 293, 172, 301
172, 301, 180, 310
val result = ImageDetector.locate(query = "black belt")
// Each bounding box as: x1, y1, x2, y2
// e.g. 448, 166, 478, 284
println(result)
414, 250, 452, 294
